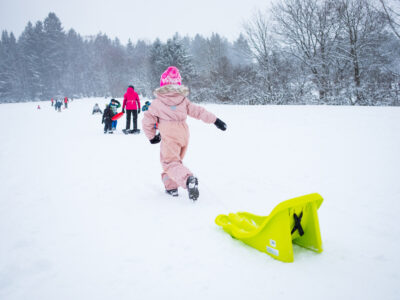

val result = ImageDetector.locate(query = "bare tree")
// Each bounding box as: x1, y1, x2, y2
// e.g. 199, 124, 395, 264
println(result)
337, 0, 388, 104
379, 0, 400, 39
273, 0, 341, 101
243, 11, 274, 70
243, 10, 284, 103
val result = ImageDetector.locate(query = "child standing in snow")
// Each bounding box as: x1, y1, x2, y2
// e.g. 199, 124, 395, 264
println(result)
102, 104, 115, 134
109, 99, 121, 131
142, 66, 227, 201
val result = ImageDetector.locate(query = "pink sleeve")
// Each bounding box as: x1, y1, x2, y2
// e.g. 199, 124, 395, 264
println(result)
142, 106, 158, 140
186, 98, 217, 124
122, 96, 127, 110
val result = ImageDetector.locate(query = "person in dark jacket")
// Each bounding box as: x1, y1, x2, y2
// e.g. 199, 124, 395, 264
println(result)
102, 104, 115, 134
55, 99, 62, 112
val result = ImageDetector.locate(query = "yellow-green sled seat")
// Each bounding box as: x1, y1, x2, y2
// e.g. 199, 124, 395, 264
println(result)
215, 193, 323, 263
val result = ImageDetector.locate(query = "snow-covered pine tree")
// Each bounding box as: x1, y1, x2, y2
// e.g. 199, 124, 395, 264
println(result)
149, 38, 167, 88
89, 34, 112, 97
190, 34, 209, 75
204, 34, 234, 103
106, 38, 127, 97
0, 31, 21, 102
63, 29, 88, 98
230, 34, 253, 67
126, 39, 151, 96
164, 34, 196, 86
42, 13, 66, 99
18, 21, 45, 101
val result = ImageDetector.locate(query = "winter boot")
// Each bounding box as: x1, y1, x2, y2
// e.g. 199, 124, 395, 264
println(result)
166, 189, 179, 197
186, 176, 199, 201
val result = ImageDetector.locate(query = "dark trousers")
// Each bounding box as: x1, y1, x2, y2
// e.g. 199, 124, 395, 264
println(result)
104, 120, 112, 132
126, 110, 138, 130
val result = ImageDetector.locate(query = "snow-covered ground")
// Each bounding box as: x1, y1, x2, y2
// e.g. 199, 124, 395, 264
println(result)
0, 98, 399, 300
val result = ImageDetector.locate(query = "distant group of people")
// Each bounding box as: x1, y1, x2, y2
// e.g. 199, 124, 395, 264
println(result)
98, 85, 141, 134
51, 97, 69, 112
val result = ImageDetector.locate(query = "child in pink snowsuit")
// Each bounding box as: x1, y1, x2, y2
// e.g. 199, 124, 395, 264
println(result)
142, 66, 227, 201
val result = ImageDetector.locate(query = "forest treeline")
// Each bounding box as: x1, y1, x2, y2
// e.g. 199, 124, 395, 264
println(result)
0, 0, 399, 105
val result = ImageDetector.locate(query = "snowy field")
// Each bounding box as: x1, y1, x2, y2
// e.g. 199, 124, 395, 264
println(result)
0, 98, 399, 300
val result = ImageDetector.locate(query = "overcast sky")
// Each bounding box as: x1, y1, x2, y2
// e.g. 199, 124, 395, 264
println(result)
0, 0, 273, 44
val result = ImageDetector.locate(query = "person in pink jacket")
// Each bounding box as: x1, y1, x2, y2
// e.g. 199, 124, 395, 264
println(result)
122, 85, 141, 133
142, 66, 227, 201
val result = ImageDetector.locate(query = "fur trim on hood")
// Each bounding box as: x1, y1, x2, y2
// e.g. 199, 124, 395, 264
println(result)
154, 84, 189, 97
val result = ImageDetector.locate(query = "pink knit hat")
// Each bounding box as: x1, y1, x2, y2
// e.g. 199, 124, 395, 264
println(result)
160, 66, 182, 87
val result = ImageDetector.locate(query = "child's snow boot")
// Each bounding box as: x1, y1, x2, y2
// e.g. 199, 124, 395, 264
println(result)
186, 176, 199, 201
166, 189, 178, 197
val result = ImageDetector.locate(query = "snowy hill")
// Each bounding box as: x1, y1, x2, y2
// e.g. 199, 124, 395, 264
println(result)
0, 98, 399, 300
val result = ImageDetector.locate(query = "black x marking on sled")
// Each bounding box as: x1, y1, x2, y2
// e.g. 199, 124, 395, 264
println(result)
291, 212, 304, 236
